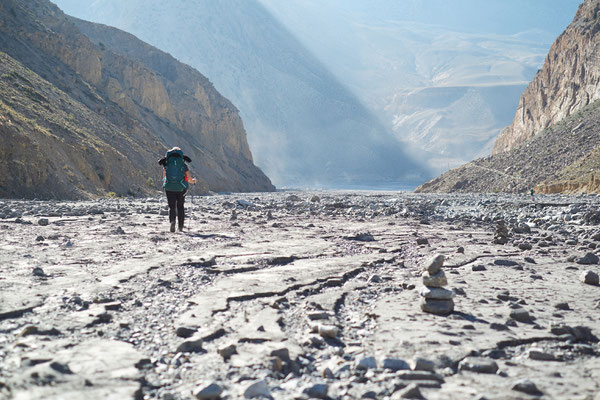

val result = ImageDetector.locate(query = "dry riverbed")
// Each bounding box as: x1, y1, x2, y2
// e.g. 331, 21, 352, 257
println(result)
1, 191, 599, 400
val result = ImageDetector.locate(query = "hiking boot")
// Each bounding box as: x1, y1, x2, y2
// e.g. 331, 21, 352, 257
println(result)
170, 221, 176, 233
178, 223, 184, 232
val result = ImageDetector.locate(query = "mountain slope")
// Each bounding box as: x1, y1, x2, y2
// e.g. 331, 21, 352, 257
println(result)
0, 0, 273, 199
416, 0, 600, 194
52, 0, 429, 188
493, 0, 600, 154
0, 51, 156, 199
415, 99, 600, 193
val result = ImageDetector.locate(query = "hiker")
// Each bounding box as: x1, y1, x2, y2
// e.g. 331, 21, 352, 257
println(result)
530, 189, 534, 197
158, 147, 197, 232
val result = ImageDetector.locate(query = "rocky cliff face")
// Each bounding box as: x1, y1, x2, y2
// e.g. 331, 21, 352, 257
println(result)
493, 0, 600, 154
0, 0, 273, 199
416, 0, 600, 194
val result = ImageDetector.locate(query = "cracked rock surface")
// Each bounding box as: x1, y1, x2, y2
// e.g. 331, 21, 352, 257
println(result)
1, 191, 600, 399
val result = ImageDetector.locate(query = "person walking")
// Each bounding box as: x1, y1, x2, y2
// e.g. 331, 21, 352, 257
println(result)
158, 147, 196, 232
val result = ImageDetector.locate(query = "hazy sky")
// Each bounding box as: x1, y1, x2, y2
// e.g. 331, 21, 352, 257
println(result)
270, 0, 584, 35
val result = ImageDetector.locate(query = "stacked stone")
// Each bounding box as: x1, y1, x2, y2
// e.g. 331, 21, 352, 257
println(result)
493, 220, 510, 244
420, 254, 454, 315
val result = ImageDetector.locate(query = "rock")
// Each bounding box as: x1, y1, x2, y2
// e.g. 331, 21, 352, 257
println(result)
310, 195, 321, 203
505, 319, 518, 327
425, 254, 445, 275
176, 339, 205, 353
35, 235, 45, 242
471, 264, 486, 272
85, 312, 113, 327
409, 358, 435, 372
518, 242, 532, 250
490, 323, 509, 331
362, 390, 377, 399
494, 236, 509, 245
527, 349, 559, 361
458, 357, 498, 374
103, 302, 122, 311
580, 270, 599, 285
270, 348, 291, 362
194, 382, 224, 400
269, 356, 283, 372
49, 361, 73, 374
318, 325, 339, 339
356, 356, 377, 370
175, 327, 197, 338
19, 326, 61, 337
236, 199, 255, 208
416, 238, 429, 245
286, 194, 302, 202
393, 383, 424, 399
509, 307, 532, 323
494, 259, 519, 267
244, 380, 270, 399
419, 286, 454, 300
512, 379, 543, 396
308, 311, 331, 321
346, 232, 375, 242
308, 335, 325, 348
513, 223, 531, 234
496, 291, 514, 301
422, 270, 448, 287
38, 218, 49, 226
421, 298, 454, 315
396, 370, 444, 382
32, 267, 46, 277
382, 358, 409, 371
549, 324, 599, 342
303, 383, 328, 399
322, 367, 334, 379
217, 344, 237, 360
482, 349, 507, 359
554, 302, 570, 310
576, 253, 599, 265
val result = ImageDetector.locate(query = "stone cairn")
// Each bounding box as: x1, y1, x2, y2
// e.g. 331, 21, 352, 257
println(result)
493, 220, 510, 244
420, 254, 454, 315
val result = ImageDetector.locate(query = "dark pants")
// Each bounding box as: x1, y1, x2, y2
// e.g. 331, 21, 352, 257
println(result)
166, 190, 186, 227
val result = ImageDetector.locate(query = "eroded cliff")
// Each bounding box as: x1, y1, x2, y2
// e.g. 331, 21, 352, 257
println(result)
0, 0, 273, 199
493, 0, 600, 154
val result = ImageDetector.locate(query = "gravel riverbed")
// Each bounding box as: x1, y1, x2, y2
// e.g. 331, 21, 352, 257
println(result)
1, 191, 599, 400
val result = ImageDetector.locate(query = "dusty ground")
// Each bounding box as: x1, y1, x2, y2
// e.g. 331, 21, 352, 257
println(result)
1, 191, 599, 400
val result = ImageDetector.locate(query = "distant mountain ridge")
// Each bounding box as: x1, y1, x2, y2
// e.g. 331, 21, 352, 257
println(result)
52, 0, 429, 188
0, 0, 273, 199
255, 0, 580, 172
416, 0, 600, 194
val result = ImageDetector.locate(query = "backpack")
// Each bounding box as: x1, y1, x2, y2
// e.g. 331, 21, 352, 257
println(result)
163, 149, 189, 192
